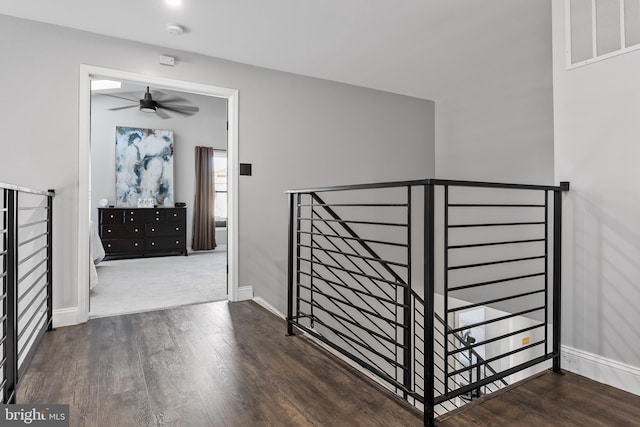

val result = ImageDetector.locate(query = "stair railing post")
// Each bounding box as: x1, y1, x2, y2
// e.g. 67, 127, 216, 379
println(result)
552, 186, 565, 372
46, 190, 54, 331
287, 192, 295, 336
4, 189, 18, 403
403, 186, 412, 399
424, 183, 436, 427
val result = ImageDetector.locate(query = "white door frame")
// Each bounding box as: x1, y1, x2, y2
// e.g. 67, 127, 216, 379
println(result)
77, 64, 240, 323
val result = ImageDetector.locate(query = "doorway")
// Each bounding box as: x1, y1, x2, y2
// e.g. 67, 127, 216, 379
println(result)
88, 81, 228, 317
77, 65, 240, 323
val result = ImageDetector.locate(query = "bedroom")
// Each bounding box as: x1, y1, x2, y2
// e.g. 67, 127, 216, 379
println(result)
88, 79, 229, 317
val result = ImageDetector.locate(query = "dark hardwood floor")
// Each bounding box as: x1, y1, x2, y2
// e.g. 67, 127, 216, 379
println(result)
17, 300, 640, 426
437, 370, 640, 427
17, 301, 423, 426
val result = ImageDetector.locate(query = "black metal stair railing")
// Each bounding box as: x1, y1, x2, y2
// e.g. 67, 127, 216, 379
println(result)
287, 186, 416, 398
1, 182, 55, 404
286, 178, 569, 427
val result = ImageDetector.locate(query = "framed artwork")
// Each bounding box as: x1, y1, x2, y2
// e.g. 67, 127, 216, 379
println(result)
115, 126, 174, 207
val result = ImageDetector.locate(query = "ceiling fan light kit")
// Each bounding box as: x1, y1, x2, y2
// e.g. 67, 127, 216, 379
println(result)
140, 87, 157, 112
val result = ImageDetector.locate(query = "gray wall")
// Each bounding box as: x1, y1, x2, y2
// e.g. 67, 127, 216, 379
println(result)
434, 1, 554, 185
552, 2, 640, 369
0, 15, 435, 315
90, 88, 228, 250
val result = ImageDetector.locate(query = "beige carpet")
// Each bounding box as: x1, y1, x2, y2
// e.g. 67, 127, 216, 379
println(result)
89, 250, 227, 318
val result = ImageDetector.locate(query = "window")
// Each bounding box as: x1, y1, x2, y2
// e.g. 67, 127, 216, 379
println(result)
567, 0, 640, 68
213, 150, 227, 227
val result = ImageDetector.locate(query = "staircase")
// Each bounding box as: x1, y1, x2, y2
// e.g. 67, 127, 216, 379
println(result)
286, 178, 569, 426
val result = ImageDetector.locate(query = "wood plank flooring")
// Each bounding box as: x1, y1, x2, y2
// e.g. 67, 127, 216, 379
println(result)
17, 299, 640, 426
437, 370, 640, 427
16, 301, 423, 426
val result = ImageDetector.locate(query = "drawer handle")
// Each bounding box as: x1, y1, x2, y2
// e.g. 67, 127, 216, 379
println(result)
151, 228, 155, 232
110, 214, 114, 218
156, 211, 160, 214
107, 229, 111, 233
130, 218, 134, 222
175, 227, 179, 231
130, 211, 134, 214
134, 228, 139, 232
173, 213, 177, 217
134, 243, 139, 247
151, 242, 155, 246
107, 244, 112, 248
175, 240, 179, 244
156, 218, 160, 221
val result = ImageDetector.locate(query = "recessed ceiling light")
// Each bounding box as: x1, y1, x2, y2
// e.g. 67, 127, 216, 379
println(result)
91, 80, 122, 91
166, 0, 182, 7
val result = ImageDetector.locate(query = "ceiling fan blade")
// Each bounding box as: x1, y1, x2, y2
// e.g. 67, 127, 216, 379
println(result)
159, 106, 190, 116
108, 105, 139, 111
99, 93, 138, 103
155, 108, 171, 119
155, 96, 187, 104
159, 103, 199, 113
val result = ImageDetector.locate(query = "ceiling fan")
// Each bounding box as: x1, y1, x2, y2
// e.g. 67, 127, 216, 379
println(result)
100, 86, 199, 119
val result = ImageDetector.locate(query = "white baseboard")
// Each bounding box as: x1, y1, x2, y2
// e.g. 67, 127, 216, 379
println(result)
237, 285, 254, 301
562, 345, 640, 396
252, 296, 285, 318
53, 307, 79, 328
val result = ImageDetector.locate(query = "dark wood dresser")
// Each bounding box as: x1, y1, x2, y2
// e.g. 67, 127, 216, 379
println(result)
98, 207, 187, 259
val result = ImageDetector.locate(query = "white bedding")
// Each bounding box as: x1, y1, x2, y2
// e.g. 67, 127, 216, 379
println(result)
89, 221, 105, 289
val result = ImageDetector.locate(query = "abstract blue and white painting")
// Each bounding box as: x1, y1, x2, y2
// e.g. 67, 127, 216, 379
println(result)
115, 127, 174, 207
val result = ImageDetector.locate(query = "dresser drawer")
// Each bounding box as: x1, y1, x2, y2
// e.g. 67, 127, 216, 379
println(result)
101, 224, 143, 239
124, 209, 164, 223
166, 209, 186, 223
102, 239, 145, 252
146, 237, 186, 250
145, 223, 184, 237
100, 209, 124, 224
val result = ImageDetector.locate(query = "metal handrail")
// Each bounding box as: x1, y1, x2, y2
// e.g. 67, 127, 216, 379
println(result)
286, 178, 569, 194
0, 182, 55, 197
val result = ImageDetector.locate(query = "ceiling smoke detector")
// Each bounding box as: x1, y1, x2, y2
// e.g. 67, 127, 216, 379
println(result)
166, 25, 184, 36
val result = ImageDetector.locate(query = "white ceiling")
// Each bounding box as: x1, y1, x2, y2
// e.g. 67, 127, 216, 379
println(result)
0, 0, 550, 101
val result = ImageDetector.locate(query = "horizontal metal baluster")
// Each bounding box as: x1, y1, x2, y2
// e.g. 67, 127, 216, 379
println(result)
448, 306, 545, 334
448, 340, 545, 377
449, 272, 545, 292
299, 243, 408, 268
300, 257, 406, 287
448, 255, 545, 271
299, 216, 408, 228
448, 221, 545, 228
448, 238, 545, 249
448, 289, 545, 313
298, 230, 408, 248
